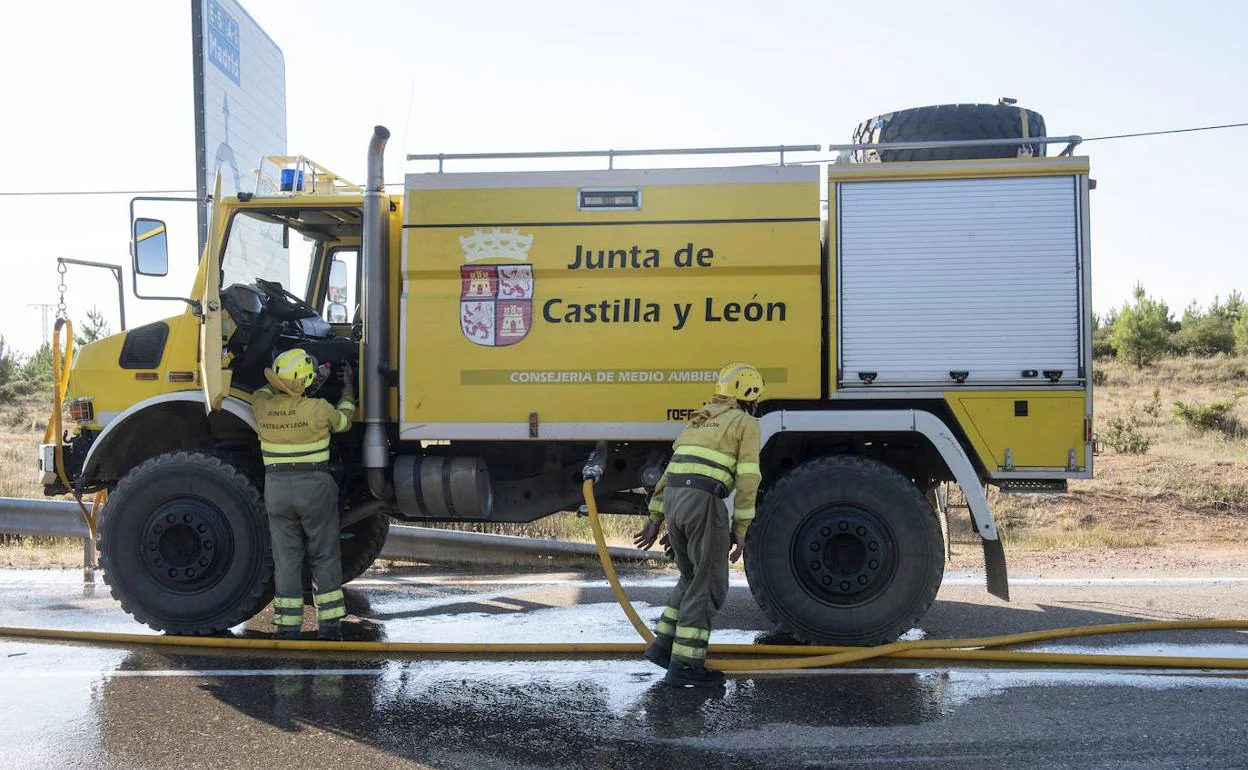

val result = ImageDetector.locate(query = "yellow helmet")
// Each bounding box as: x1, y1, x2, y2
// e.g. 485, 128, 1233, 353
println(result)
714, 362, 766, 403
272, 348, 316, 392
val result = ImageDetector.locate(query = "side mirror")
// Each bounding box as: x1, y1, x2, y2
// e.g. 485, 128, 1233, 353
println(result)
132, 218, 169, 277
327, 258, 349, 304
327, 302, 348, 324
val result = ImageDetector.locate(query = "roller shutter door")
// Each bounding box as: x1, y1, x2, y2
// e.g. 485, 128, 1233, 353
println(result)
838, 175, 1082, 386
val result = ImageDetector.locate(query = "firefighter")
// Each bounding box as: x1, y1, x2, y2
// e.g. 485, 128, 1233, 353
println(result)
253, 349, 356, 641
633, 362, 765, 687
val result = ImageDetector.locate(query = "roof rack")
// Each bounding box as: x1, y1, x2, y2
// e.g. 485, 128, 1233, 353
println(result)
407, 144, 822, 172
827, 135, 1084, 158
251, 155, 362, 196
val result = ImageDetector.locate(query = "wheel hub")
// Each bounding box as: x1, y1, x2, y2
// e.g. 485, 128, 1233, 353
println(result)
794, 505, 896, 606
140, 499, 232, 590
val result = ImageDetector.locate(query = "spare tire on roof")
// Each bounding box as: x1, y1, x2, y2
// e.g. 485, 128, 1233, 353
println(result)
852, 103, 1047, 162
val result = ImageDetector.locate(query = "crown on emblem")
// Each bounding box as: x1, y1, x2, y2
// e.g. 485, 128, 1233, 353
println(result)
460, 227, 534, 263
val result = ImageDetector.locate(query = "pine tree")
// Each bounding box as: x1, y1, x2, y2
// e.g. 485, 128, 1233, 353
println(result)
1111, 284, 1171, 369
75, 306, 111, 347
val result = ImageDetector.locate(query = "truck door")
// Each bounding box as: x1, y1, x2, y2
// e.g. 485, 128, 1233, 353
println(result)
199, 174, 232, 412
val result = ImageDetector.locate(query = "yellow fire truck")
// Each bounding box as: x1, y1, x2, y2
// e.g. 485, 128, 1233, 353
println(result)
42, 103, 1093, 644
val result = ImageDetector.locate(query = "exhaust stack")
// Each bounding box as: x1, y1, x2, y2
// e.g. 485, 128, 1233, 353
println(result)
362, 125, 392, 498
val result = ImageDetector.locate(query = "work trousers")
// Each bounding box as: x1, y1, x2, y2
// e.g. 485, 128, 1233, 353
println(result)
655, 486, 730, 666
264, 469, 345, 627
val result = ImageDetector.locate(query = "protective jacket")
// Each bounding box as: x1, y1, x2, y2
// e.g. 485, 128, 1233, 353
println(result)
648, 396, 761, 537
252, 380, 355, 467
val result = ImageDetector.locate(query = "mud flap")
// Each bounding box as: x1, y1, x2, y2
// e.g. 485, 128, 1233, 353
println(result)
982, 537, 1009, 601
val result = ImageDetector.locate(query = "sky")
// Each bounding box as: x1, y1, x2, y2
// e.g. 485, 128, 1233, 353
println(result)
1, 0, 1245, 354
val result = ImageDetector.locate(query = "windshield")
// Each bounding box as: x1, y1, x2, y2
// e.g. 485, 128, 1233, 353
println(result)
220, 212, 315, 298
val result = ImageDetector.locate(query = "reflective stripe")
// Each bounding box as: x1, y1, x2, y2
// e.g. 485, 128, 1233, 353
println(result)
655, 619, 676, 636
675, 626, 710, 641
261, 438, 331, 454
665, 461, 734, 488
671, 642, 707, 660
264, 451, 329, 466
733, 507, 756, 521
737, 462, 761, 477
262, 437, 331, 466
648, 498, 664, 514
314, 589, 344, 605
334, 411, 351, 431
273, 596, 303, 608
337, 400, 355, 411
273, 614, 303, 626
673, 445, 737, 470
661, 606, 680, 621
318, 605, 346, 621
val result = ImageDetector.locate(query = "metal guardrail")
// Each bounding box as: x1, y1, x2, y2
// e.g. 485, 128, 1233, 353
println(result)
0, 497, 657, 571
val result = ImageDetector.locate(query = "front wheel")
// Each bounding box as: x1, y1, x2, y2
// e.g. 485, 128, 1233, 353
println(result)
99, 451, 273, 635
745, 455, 944, 645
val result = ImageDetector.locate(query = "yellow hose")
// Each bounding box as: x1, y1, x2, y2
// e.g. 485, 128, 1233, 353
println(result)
40, 318, 103, 540
3, 460, 1247, 672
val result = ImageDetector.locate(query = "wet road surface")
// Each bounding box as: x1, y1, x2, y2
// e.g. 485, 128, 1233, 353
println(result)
3, 568, 1248, 768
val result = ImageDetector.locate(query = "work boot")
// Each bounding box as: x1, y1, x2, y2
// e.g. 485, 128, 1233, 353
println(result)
663, 661, 725, 688
274, 626, 302, 641
316, 622, 343, 642
644, 638, 672, 669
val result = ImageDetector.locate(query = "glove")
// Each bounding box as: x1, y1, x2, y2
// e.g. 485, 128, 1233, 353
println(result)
341, 362, 357, 403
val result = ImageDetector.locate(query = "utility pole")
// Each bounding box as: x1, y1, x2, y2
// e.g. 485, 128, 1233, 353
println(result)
27, 303, 54, 344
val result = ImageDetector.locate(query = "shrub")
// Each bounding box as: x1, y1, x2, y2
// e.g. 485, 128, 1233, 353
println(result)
1100, 406, 1151, 454
1235, 313, 1248, 355
1143, 387, 1162, 421
1172, 395, 1243, 438
1112, 284, 1171, 369
1091, 368, 1108, 387
1171, 314, 1235, 357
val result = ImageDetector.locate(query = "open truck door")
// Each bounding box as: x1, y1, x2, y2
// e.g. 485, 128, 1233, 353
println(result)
199, 173, 232, 412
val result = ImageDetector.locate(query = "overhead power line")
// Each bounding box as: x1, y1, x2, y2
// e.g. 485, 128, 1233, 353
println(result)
2, 121, 1246, 198
1081, 121, 1248, 142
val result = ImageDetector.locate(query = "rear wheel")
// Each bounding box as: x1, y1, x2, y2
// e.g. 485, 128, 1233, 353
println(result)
99, 451, 273, 635
745, 455, 944, 645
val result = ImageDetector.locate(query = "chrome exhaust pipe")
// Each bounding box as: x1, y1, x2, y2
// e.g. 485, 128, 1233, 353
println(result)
362, 125, 392, 498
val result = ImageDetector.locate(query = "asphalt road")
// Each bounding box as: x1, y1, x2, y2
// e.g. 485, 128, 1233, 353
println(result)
3, 567, 1248, 769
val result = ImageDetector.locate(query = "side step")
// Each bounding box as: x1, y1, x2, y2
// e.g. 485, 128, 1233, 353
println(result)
994, 479, 1069, 494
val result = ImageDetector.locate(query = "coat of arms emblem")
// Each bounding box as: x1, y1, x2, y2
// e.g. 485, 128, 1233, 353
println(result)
459, 227, 534, 346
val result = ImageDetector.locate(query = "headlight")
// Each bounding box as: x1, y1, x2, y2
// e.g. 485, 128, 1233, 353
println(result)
63, 397, 94, 425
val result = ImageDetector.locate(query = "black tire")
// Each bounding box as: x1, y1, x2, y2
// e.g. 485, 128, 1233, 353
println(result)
745, 455, 944, 645
99, 451, 273, 635
852, 103, 1046, 162
338, 514, 390, 584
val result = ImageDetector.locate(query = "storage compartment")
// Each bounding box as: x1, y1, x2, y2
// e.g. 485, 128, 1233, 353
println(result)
946, 392, 1088, 471
835, 167, 1086, 388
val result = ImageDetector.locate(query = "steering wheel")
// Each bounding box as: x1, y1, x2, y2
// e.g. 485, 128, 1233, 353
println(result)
254, 278, 319, 321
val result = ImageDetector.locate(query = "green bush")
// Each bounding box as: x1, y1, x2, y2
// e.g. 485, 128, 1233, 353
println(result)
1100, 406, 1151, 454
1092, 311, 1118, 359
1235, 313, 1248, 355
1173, 395, 1243, 438
1172, 312, 1235, 357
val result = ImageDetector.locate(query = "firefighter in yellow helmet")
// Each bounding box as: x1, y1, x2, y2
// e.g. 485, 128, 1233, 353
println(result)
634, 362, 765, 687
253, 348, 356, 641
